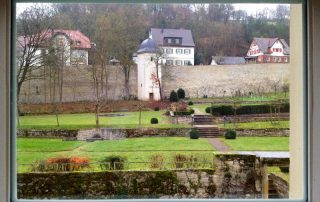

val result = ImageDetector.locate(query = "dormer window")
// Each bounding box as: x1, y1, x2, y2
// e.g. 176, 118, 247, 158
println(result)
164, 37, 182, 45
167, 38, 172, 44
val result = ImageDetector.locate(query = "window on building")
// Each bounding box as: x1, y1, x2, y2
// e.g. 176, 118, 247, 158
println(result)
167, 38, 172, 44
184, 60, 190, 65
184, 49, 190, 54
175, 60, 182, 65
166, 48, 173, 54
176, 49, 182, 54
166, 60, 173, 66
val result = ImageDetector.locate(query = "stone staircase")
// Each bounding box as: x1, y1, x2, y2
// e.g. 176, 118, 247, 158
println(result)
193, 115, 221, 138
194, 125, 220, 138
193, 115, 214, 125
268, 177, 280, 198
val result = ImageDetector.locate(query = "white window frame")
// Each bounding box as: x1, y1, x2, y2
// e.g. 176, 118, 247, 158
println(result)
1, 1, 319, 202
184, 49, 191, 54
166, 48, 173, 54
176, 48, 182, 54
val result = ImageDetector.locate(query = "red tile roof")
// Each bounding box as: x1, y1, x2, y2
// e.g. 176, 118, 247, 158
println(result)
48, 29, 91, 49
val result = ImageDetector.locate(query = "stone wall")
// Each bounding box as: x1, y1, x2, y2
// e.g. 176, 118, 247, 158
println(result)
219, 128, 289, 137
17, 154, 262, 199
269, 173, 289, 198
20, 64, 289, 103
17, 129, 78, 138
17, 128, 192, 140
163, 64, 289, 98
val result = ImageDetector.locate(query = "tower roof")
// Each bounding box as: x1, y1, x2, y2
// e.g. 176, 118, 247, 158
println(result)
137, 38, 158, 53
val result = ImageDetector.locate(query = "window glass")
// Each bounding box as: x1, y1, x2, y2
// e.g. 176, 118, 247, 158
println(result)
14, 2, 302, 201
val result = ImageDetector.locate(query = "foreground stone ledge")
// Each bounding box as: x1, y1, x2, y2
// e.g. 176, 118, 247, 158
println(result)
17, 155, 262, 199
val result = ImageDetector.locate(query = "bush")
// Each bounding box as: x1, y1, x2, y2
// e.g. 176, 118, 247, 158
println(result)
224, 130, 237, 139
30, 157, 91, 172
169, 90, 178, 102
154, 107, 160, 111
190, 129, 199, 139
188, 101, 194, 105
177, 88, 186, 99
150, 118, 159, 124
99, 156, 126, 170
150, 154, 165, 169
174, 154, 187, 169
203, 95, 208, 98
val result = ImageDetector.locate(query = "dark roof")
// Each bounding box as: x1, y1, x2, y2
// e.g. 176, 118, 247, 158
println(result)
137, 38, 158, 53
150, 28, 195, 47
212, 56, 246, 65
253, 37, 290, 55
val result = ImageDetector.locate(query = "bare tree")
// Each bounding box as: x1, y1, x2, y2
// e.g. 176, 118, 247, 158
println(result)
150, 48, 169, 100
16, 5, 54, 103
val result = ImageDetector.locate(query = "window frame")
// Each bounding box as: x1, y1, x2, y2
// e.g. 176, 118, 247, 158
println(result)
0, 1, 318, 202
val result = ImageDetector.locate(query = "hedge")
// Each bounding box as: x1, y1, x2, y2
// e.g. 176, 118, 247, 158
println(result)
205, 103, 289, 116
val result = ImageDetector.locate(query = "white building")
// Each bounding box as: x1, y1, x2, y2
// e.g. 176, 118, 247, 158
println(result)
135, 28, 195, 101
149, 28, 195, 66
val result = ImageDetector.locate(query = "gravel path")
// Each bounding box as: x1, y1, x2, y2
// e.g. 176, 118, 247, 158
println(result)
207, 138, 230, 152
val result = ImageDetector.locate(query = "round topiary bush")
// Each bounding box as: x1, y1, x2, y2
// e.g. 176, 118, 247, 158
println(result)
190, 129, 199, 139
177, 88, 186, 99
150, 118, 159, 124
170, 90, 178, 102
154, 107, 160, 111
224, 130, 236, 139
188, 101, 194, 105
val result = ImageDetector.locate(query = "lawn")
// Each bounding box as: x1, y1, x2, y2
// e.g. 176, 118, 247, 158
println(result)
221, 137, 289, 151
219, 121, 289, 129
18, 110, 191, 130
17, 137, 215, 173
188, 92, 289, 103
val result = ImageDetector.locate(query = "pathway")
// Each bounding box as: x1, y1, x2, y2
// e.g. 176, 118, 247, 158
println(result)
207, 138, 230, 152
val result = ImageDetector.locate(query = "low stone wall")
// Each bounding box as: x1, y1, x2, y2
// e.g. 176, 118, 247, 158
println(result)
17, 128, 192, 140
77, 128, 192, 140
17, 154, 262, 199
219, 128, 289, 137
17, 129, 78, 138
269, 173, 289, 198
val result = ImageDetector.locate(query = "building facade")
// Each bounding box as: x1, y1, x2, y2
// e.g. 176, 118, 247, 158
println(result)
149, 28, 195, 66
245, 37, 290, 64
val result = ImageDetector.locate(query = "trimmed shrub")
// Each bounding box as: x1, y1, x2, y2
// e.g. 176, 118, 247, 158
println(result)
206, 103, 290, 116
224, 130, 237, 139
177, 88, 186, 99
150, 118, 159, 124
188, 101, 194, 105
154, 107, 160, 111
169, 90, 178, 102
99, 156, 127, 170
150, 154, 165, 169
190, 129, 199, 139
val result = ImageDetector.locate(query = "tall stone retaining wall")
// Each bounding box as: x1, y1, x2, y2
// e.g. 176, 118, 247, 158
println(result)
163, 64, 290, 98
17, 154, 262, 199
20, 64, 289, 103
17, 129, 78, 138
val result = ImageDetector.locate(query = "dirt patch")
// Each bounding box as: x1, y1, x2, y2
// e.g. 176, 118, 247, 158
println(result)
18, 100, 171, 115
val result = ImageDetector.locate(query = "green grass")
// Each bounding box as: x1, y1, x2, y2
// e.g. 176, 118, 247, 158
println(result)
17, 137, 215, 173
188, 92, 289, 103
222, 137, 289, 151
18, 111, 191, 130
219, 121, 289, 129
